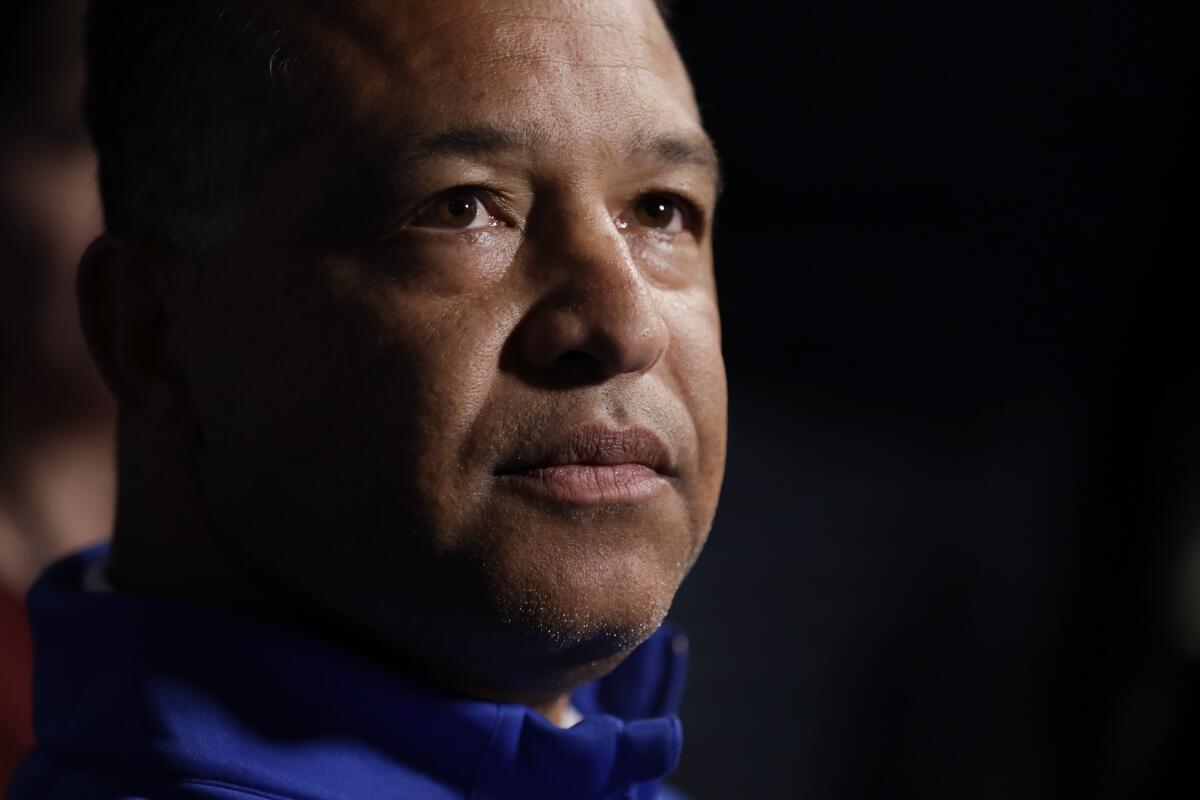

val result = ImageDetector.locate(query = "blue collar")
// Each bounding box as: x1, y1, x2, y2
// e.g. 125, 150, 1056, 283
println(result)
20, 546, 689, 800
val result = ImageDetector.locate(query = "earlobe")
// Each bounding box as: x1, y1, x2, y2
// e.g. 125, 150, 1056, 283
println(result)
77, 234, 200, 453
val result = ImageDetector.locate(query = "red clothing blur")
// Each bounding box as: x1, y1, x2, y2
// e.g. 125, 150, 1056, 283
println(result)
0, 587, 34, 789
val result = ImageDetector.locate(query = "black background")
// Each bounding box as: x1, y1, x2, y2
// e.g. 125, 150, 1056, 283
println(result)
664, 2, 1199, 797
2, 1, 1197, 797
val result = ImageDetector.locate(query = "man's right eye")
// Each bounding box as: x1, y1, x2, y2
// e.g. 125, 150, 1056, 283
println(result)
410, 191, 499, 230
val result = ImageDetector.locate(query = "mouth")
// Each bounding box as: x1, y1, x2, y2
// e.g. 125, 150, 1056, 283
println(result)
493, 424, 675, 506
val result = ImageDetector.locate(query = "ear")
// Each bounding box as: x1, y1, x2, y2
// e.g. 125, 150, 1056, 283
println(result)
77, 234, 200, 452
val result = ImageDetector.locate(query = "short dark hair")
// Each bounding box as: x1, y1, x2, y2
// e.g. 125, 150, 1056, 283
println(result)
86, 0, 678, 257
86, 1, 324, 256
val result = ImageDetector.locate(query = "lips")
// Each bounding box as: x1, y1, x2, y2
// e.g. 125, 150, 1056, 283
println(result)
494, 424, 674, 505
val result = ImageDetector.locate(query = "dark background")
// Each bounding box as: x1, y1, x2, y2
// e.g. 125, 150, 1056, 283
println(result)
664, 1, 1199, 798
2, 1, 1197, 797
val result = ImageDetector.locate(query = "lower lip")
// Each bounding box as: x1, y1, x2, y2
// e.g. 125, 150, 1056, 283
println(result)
498, 463, 669, 505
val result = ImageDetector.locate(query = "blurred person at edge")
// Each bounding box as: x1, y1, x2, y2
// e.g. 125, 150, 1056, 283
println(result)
7, 1, 726, 799
0, 0, 114, 787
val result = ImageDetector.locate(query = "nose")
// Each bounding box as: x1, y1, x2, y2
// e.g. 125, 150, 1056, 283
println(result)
515, 207, 669, 380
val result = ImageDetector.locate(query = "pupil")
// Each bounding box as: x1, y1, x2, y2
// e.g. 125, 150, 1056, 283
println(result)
447, 197, 474, 218
647, 201, 667, 217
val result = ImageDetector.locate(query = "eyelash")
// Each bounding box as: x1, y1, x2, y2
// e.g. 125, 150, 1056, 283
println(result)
405, 186, 512, 227
631, 191, 705, 233
402, 186, 706, 235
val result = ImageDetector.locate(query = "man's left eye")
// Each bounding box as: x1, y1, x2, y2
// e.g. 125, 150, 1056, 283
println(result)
411, 191, 497, 230
619, 195, 687, 234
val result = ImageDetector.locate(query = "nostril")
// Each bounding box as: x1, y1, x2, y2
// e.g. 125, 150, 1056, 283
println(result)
557, 350, 599, 369
545, 349, 612, 382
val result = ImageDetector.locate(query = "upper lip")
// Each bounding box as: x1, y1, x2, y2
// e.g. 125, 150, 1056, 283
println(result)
495, 423, 675, 476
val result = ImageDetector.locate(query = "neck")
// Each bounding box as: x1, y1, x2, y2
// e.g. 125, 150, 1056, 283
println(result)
106, 424, 341, 639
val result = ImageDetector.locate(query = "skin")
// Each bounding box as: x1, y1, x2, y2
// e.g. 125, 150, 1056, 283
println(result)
81, 0, 726, 722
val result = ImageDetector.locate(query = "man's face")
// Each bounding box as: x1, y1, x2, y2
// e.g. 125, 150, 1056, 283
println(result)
176, 0, 725, 692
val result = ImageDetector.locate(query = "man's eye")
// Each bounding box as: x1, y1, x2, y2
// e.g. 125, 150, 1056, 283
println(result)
622, 195, 687, 234
412, 191, 497, 230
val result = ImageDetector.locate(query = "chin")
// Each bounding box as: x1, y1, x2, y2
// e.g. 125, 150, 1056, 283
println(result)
330, 492, 703, 696
468, 535, 684, 680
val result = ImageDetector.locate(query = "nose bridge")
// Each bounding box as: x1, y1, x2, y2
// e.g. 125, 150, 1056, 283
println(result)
517, 194, 669, 377
559, 201, 642, 302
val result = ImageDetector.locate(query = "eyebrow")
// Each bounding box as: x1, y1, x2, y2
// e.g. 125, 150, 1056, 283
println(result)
633, 131, 724, 196
409, 126, 526, 158
630, 130, 721, 171
401, 124, 723, 187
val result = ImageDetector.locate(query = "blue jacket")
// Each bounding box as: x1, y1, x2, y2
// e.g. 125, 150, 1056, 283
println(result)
7, 547, 690, 800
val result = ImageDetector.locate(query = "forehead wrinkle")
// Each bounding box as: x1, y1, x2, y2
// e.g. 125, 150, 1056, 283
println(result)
404, 11, 632, 49
261, 0, 704, 167
477, 52, 670, 78
481, 23, 652, 73
287, 1, 654, 79
446, 3, 673, 83
268, 0, 691, 108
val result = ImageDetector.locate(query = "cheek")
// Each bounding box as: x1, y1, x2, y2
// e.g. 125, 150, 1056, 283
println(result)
367, 230, 521, 296
627, 234, 708, 290
339, 279, 522, 528
663, 287, 727, 519
186, 254, 513, 534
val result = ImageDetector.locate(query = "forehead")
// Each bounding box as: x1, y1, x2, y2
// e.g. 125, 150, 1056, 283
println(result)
277, 0, 700, 147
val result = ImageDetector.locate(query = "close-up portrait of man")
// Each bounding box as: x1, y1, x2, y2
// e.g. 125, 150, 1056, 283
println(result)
6, 0, 1199, 797
6, 0, 725, 798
